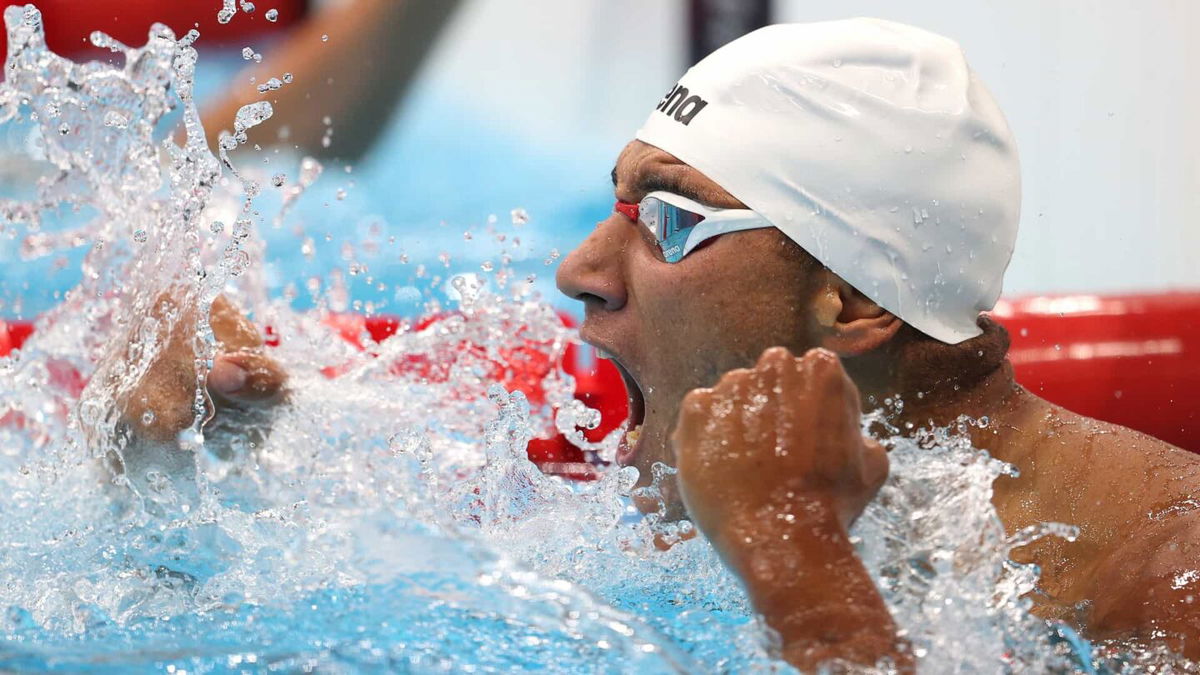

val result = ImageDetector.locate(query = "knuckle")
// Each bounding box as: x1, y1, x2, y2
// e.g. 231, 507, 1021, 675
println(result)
803, 348, 847, 384
758, 345, 793, 366
716, 366, 751, 388
680, 388, 712, 412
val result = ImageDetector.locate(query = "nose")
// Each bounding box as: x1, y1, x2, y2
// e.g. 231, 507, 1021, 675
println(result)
556, 215, 629, 312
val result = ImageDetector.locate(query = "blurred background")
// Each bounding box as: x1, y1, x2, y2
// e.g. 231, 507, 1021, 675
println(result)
0, 0, 1197, 318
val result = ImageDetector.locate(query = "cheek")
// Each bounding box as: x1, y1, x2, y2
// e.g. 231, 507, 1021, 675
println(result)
639, 245, 815, 372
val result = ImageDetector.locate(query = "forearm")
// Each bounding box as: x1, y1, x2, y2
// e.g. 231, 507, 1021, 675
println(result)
716, 504, 910, 671
202, 0, 462, 160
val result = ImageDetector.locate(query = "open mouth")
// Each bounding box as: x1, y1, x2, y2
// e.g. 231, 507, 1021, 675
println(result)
610, 359, 646, 466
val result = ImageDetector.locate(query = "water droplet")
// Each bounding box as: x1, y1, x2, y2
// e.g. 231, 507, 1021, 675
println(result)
282, 72, 293, 84
510, 208, 529, 225
218, 0, 237, 23
241, 46, 255, 61
132, 229, 147, 243
210, 220, 225, 234
480, 261, 494, 272
265, 8, 279, 21
233, 101, 273, 135
321, 33, 329, 42
103, 110, 129, 128
256, 77, 283, 94
271, 173, 286, 187
141, 410, 156, 425
543, 248, 560, 265
335, 188, 347, 201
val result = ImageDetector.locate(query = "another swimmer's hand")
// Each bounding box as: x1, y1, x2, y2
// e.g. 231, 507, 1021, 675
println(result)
121, 294, 287, 444
672, 347, 907, 671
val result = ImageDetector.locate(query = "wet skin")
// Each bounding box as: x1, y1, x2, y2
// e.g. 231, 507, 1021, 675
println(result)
96, 294, 288, 446
119, 143, 1200, 668
557, 140, 1200, 665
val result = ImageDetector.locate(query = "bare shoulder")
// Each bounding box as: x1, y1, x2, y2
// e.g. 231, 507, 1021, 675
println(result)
1045, 404, 1200, 652
1034, 399, 1200, 504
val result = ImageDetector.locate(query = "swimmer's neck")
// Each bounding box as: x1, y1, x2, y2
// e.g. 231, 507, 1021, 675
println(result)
860, 358, 1027, 433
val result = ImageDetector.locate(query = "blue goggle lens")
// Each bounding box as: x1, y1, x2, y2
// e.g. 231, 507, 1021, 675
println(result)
641, 197, 705, 263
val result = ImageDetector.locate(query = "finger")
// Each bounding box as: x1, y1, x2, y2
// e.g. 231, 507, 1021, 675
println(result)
861, 436, 890, 493
678, 387, 713, 417
209, 350, 287, 405
673, 388, 712, 445
210, 295, 264, 351
798, 347, 856, 400
756, 345, 795, 369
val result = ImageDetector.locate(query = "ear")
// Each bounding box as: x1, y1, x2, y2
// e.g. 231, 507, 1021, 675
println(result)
810, 276, 903, 356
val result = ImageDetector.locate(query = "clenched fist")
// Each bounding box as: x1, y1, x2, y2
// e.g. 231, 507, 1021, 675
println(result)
671, 347, 903, 670
673, 346, 888, 551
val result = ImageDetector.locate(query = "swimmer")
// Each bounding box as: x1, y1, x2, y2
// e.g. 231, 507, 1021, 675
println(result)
555, 19, 1200, 669
127, 18, 1200, 671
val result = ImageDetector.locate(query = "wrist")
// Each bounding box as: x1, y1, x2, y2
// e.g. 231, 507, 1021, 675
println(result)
706, 499, 905, 670
719, 499, 853, 594
707, 492, 847, 567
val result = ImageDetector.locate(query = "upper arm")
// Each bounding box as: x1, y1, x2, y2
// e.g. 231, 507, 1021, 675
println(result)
1086, 513, 1200, 657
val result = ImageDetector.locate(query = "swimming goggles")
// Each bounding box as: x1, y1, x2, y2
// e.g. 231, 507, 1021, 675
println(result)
613, 191, 775, 263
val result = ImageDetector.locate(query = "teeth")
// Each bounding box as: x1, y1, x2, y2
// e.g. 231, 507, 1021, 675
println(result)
625, 424, 642, 447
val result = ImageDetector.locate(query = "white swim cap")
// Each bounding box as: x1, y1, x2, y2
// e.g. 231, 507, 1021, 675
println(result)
636, 18, 1021, 344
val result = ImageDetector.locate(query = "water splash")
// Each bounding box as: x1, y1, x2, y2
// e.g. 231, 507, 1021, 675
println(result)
0, 5, 1194, 673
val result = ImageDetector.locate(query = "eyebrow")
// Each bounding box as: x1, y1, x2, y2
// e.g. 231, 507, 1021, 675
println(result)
610, 163, 709, 205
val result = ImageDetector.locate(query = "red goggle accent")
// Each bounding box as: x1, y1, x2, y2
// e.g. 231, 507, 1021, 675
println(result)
614, 200, 640, 222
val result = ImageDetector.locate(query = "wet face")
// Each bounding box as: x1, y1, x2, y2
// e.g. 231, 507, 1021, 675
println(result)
556, 140, 825, 502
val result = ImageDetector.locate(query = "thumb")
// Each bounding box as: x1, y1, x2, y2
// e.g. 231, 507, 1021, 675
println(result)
209, 350, 287, 405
